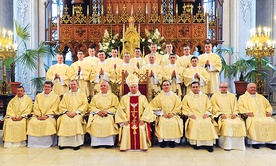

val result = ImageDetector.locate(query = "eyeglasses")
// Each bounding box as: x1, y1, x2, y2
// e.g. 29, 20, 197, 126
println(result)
219, 86, 228, 88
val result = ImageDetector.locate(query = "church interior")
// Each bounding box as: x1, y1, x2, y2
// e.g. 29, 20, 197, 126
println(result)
0, 0, 276, 165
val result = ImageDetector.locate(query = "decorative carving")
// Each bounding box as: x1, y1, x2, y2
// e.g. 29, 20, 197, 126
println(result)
104, 4, 115, 24
178, 25, 191, 38
61, 5, 72, 24
163, 25, 176, 38
240, 0, 252, 22
17, 0, 29, 24
134, 5, 145, 23
193, 4, 205, 23
119, 5, 130, 23
149, 5, 160, 23
75, 26, 87, 38
88, 26, 102, 39
192, 25, 206, 38
60, 26, 74, 40
74, 5, 87, 24
89, 5, 101, 24
163, 6, 175, 23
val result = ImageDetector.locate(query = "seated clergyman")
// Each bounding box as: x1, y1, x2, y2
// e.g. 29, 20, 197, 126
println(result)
27, 81, 60, 148
86, 81, 119, 148
150, 80, 183, 148
238, 83, 276, 150
115, 73, 155, 151
211, 82, 246, 150
2, 86, 32, 148
182, 81, 218, 152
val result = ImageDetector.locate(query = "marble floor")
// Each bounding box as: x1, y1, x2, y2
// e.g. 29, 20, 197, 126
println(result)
0, 140, 276, 166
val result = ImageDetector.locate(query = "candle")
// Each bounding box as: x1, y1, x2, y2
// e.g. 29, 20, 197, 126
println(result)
206, 12, 209, 38
161, 4, 163, 14
87, 5, 89, 15
146, 4, 148, 14
176, 4, 178, 14
131, 4, 133, 15
116, 4, 118, 15
123, 24, 125, 37
72, 5, 74, 15
102, 5, 104, 15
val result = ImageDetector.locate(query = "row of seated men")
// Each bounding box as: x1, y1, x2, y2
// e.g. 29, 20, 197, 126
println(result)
46, 42, 221, 101
2, 75, 276, 153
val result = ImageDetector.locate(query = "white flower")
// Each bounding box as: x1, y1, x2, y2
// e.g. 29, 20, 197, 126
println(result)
148, 39, 153, 43
157, 46, 161, 50
161, 36, 164, 40
120, 39, 124, 42
142, 38, 145, 42
160, 51, 164, 54
111, 40, 115, 44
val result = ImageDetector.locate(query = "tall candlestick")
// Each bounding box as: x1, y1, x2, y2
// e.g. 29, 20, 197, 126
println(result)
176, 4, 178, 14
146, 4, 148, 14
87, 5, 89, 15
116, 4, 118, 15
131, 4, 133, 15
102, 5, 104, 15
161, 4, 163, 14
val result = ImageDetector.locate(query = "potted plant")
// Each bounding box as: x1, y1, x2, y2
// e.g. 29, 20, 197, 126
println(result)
8, 21, 50, 95
216, 45, 276, 95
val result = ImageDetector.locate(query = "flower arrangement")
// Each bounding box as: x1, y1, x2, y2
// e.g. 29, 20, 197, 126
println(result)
141, 29, 165, 54
99, 29, 122, 58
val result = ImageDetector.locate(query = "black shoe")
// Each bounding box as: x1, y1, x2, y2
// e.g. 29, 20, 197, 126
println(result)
207, 146, 213, 152
73, 146, 80, 150
160, 141, 166, 148
105, 145, 113, 149
169, 141, 175, 148
59, 146, 64, 150
266, 144, 276, 150
252, 144, 260, 149
191, 145, 199, 150
92, 146, 100, 149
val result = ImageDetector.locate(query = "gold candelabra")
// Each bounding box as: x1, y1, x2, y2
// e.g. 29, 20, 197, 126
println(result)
0, 28, 17, 94
245, 26, 275, 95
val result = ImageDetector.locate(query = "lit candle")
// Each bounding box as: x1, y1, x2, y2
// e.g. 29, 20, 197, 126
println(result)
146, 4, 148, 14
116, 4, 118, 15
131, 4, 133, 15
161, 4, 163, 14
6, 45, 8, 51
176, 4, 178, 14
258, 27, 261, 35
87, 5, 89, 15
102, 5, 104, 15
13, 42, 18, 51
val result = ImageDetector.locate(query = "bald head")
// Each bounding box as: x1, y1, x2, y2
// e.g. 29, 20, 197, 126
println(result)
100, 80, 109, 94
219, 82, 228, 93
247, 83, 256, 95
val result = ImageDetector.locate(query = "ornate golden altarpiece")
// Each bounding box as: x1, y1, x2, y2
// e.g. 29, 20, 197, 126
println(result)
45, 0, 224, 61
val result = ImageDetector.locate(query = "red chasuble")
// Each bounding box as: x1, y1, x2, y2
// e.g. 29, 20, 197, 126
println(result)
129, 96, 140, 149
